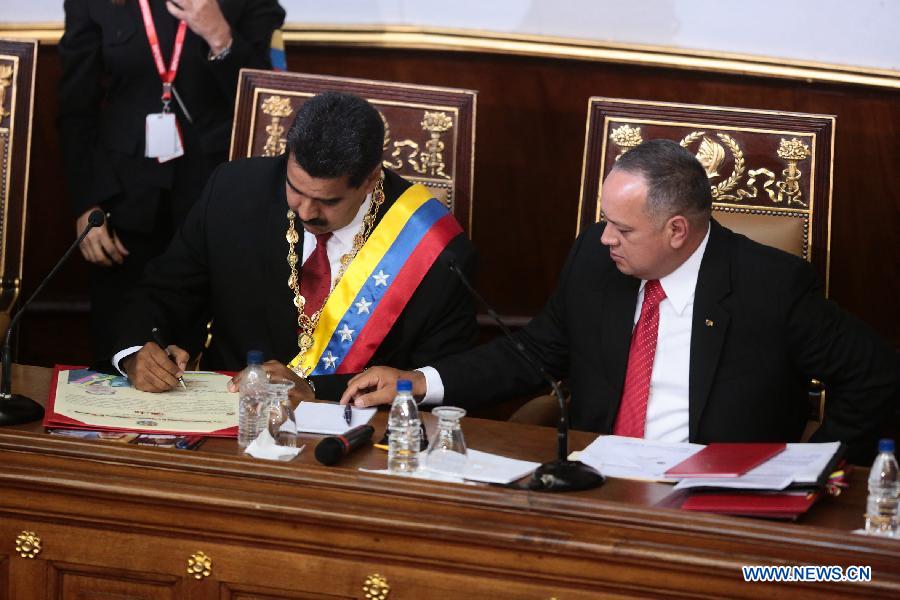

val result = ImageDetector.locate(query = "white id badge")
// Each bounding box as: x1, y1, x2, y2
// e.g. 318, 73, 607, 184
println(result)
156, 119, 184, 163
145, 112, 179, 158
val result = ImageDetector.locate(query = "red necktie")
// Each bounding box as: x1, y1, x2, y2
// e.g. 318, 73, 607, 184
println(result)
300, 232, 333, 317
612, 279, 667, 438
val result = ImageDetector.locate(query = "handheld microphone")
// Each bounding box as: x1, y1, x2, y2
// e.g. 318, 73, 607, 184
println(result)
447, 260, 604, 492
0, 210, 106, 426
315, 424, 375, 466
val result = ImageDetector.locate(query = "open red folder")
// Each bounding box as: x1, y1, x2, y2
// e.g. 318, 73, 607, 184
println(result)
665, 443, 786, 478
43, 365, 238, 438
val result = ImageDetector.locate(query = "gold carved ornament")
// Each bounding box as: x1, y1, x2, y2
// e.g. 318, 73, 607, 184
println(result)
0, 64, 12, 118
383, 111, 453, 180
363, 573, 390, 599
260, 95, 293, 157
286, 175, 385, 378
609, 124, 643, 159
15, 530, 41, 558
187, 551, 212, 579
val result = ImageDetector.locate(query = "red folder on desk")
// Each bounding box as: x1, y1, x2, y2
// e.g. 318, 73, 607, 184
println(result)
681, 491, 820, 520
43, 365, 238, 438
665, 443, 786, 478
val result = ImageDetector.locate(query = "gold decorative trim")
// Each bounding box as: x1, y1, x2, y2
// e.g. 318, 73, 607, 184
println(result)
187, 551, 212, 579
3, 24, 899, 90
15, 530, 41, 558
362, 573, 390, 599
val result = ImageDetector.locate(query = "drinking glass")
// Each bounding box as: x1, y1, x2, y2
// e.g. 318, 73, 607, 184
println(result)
425, 406, 468, 476
265, 377, 297, 447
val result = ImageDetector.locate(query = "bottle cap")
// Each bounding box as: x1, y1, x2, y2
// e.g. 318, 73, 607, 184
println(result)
878, 438, 895, 453
397, 379, 412, 392
246, 350, 264, 365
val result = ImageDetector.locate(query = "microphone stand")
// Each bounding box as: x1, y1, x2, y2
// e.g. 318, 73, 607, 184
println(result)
448, 261, 604, 492
0, 210, 105, 426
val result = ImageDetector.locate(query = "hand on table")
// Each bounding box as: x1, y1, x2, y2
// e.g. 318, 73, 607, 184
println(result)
339, 367, 425, 407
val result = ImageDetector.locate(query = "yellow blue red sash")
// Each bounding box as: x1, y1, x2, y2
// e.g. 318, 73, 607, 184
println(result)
288, 184, 462, 376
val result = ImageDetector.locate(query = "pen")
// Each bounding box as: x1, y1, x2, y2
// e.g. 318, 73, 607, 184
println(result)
343, 401, 352, 426
151, 327, 186, 389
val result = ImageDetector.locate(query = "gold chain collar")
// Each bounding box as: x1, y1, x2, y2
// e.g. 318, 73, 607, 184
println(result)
286, 175, 385, 376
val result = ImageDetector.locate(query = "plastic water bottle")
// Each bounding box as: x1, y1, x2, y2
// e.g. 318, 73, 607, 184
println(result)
237, 350, 268, 449
865, 438, 899, 537
388, 379, 422, 474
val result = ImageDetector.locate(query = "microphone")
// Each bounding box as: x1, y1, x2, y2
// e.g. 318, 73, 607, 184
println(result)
0, 209, 106, 426
447, 260, 604, 492
315, 424, 375, 466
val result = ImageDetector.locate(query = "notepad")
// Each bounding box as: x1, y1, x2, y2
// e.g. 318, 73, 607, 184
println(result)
295, 402, 376, 435
665, 443, 786, 478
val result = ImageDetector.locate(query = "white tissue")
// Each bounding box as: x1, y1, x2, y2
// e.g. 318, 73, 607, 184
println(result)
244, 428, 303, 461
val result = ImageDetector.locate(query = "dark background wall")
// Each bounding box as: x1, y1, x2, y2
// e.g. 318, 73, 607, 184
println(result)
16, 42, 900, 366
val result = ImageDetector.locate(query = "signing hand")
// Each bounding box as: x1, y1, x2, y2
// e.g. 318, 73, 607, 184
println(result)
340, 367, 425, 408
122, 342, 189, 392
77, 207, 129, 266
227, 360, 315, 405
166, 0, 232, 54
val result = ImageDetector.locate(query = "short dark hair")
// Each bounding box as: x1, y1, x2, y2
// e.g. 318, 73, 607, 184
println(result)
286, 92, 385, 188
613, 139, 713, 223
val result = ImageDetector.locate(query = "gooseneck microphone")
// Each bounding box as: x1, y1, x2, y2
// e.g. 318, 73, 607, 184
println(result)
447, 260, 604, 492
0, 209, 106, 426
315, 424, 375, 465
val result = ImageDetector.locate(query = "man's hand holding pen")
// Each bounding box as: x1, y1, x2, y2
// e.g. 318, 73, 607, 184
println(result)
122, 342, 190, 393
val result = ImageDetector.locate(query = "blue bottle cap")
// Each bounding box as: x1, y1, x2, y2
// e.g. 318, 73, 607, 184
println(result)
246, 350, 264, 365
878, 439, 895, 453
397, 379, 413, 392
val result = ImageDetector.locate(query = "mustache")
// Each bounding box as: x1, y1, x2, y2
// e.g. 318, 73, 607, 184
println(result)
300, 217, 327, 227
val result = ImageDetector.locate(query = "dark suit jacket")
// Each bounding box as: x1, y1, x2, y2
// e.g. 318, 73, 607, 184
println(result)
58, 0, 285, 231
435, 220, 898, 461
112, 156, 478, 400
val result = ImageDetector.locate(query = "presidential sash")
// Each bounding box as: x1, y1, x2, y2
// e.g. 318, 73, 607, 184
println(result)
288, 184, 463, 376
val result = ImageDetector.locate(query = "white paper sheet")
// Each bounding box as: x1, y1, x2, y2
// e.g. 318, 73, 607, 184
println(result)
359, 448, 540, 485
578, 435, 705, 482
295, 402, 376, 435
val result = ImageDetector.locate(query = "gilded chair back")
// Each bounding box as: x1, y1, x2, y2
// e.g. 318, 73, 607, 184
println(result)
230, 69, 477, 236
0, 40, 37, 339
578, 97, 835, 293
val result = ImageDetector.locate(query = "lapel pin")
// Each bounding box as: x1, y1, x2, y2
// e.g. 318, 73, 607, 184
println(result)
705, 319, 715, 327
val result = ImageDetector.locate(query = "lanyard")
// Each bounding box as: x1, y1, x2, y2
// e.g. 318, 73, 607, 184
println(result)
138, 0, 187, 111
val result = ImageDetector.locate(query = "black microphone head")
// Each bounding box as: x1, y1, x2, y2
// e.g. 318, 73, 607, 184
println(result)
314, 437, 345, 466
88, 210, 106, 228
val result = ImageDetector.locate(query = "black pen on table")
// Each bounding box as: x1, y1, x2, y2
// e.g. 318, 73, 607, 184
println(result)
343, 399, 352, 426
150, 327, 186, 390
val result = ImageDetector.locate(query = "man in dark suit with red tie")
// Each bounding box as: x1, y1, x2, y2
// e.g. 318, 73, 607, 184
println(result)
343, 139, 899, 463
111, 92, 478, 403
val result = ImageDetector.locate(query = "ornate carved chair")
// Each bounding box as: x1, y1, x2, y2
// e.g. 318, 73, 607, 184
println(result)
511, 98, 834, 435
0, 41, 37, 340
230, 69, 476, 235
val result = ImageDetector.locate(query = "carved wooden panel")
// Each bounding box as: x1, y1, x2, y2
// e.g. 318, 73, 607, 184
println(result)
579, 97, 834, 293
48, 562, 181, 600
0, 40, 36, 317
230, 69, 477, 237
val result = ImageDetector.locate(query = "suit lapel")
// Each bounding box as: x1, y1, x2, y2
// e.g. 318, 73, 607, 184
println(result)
600, 270, 640, 432
262, 156, 300, 362
688, 220, 733, 439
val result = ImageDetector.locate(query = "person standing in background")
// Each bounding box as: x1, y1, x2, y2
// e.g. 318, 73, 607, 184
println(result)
58, 0, 285, 361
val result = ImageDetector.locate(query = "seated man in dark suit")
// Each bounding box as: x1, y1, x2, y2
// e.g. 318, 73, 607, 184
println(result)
342, 139, 898, 462
112, 92, 477, 402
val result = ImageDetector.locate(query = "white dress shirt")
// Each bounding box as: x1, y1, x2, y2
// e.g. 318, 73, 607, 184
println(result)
420, 226, 711, 442
113, 194, 372, 375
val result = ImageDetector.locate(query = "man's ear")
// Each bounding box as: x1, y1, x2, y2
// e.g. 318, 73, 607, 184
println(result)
667, 215, 690, 249
362, 165, 382, 194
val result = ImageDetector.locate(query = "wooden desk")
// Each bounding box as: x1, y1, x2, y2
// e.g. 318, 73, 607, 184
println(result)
0, 365, 897, 599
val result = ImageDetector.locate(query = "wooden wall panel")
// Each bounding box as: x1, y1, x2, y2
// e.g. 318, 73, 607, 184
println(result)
16, 43, 900, 368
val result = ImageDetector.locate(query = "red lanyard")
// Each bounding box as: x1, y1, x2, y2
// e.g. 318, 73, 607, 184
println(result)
138, 0, 187, 109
